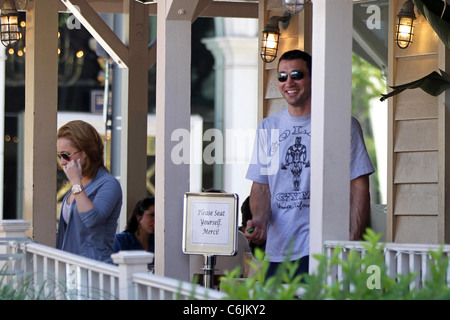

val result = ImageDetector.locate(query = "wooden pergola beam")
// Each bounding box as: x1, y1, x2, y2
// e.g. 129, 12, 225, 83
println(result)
61, 0, 130, 68
57, 0, 258, 18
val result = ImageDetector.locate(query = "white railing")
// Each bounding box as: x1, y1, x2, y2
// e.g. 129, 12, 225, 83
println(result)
0, 220, 226, 300
324, 240, 450, 291
6, 219, 450, 299
0, 220, 30, 286
23, 241, 120, 299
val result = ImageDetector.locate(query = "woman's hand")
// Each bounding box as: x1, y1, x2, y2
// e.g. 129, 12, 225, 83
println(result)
63, 158, 83, 186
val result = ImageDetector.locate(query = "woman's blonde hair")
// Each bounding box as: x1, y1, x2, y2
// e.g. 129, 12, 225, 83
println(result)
57, 120, 107, 179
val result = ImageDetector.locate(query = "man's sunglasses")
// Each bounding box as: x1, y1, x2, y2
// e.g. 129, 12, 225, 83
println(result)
277, 70, 305, 82
57, 151, 80, 161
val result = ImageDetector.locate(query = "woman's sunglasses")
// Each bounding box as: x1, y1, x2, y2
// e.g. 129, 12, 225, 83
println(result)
277, 70, 305, 82
57, 151, 80, 161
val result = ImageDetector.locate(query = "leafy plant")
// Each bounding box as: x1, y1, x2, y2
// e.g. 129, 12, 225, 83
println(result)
0, 265, 116, 300
220, 248, 304, 300
0, 265, 52, 300
220, 228, 450, 300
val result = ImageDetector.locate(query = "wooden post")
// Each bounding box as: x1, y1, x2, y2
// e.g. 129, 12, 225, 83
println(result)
24, 0, 59, 246
119, 0, 149, 224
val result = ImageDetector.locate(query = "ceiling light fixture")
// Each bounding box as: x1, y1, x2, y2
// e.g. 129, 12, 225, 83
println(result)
282, 0, 311, 15
396, 0, 416, 49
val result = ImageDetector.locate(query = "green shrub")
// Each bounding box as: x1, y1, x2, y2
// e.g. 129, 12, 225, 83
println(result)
220, 247, 304, 300
220, 229, 450, 300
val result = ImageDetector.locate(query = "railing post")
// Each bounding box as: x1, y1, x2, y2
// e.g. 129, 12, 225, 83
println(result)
0, 220, 31, 239
0, 220, 31, 283
111, 251, 154, 300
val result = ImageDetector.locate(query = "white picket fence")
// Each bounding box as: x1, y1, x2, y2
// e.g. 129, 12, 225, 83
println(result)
0, 220, 225, 300
323, 240, 450, 291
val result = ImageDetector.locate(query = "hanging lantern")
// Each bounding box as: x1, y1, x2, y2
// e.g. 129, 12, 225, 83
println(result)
260, 14, 290, 63
395, 0, 416, 49
0, 0, 22, 48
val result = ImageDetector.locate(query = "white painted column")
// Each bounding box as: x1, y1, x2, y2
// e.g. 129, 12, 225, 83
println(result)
202, 18, 258, 216
309, 0, 353, 272
154, 0, 192, 281
222, 37, 258, 210
192, 25, 257, 280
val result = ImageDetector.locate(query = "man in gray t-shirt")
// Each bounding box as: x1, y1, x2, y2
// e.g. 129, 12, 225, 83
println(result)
245, 50, 374, 278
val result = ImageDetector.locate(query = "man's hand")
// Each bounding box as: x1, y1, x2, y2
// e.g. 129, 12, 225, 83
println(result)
245, 218, 267, 244
245, 182, 271, 244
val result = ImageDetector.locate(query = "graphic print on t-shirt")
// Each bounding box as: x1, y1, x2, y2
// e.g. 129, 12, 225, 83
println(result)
274, 125, 311, 211
281, 136, 310, 191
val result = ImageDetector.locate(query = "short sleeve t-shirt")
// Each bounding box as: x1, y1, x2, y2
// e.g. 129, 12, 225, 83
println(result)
246, 109, 374, 262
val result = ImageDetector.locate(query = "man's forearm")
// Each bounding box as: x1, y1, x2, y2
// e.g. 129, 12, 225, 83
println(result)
350, 174, 371, 240
249, 182, 271, 225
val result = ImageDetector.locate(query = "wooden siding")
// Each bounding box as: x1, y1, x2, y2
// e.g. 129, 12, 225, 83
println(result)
394, 216, 439, 243
388, 0, 448, 243
259, 0, 312, 119
394, 119, 438, 151
395, 89, 438, 120
394, 184, 438, 216
394, 152, 438, 183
